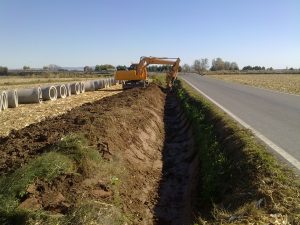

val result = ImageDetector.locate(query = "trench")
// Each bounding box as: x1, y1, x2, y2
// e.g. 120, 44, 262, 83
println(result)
154, 92, 197, 225
0, 85, 201, 224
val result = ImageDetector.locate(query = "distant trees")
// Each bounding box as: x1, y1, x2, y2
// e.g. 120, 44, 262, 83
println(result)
193, 58, 209, 74
0, 66, 8, 75
182, 64, 191, 72
229, 62, 239, 70
23, 66, 30, 70
242, 65, 265, 71
147, 65, 172, 72
42, 64, 61, 71
95, 64, 115, 71
116, 65, 127, 71
84, 66, 93, 72
210, 58, 239, 71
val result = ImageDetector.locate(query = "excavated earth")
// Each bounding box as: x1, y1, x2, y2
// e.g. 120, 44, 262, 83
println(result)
0, 84, 196, 224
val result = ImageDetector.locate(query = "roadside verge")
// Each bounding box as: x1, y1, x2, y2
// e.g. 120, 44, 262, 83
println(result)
175, 79, 300, 224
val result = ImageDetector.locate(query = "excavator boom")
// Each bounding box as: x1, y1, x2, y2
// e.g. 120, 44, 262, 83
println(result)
115, 56, 180, 89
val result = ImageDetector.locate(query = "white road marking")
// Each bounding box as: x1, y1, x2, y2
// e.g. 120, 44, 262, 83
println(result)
182, 78, 300, 171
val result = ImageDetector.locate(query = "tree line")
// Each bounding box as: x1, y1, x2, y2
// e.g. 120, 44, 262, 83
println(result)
182, 58, 239, 74
242, 65, 274, 71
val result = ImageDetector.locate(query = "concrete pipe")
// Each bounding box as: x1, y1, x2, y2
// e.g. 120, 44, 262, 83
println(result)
93, 80, 101, 90
80, 82, 85, 93
65, 83, 72, 97
111, 77, 116, 85
18, 87, 42, 104
1, 91, 8, 110
41, 86, 57, 101
56, 85, 67, 98
106, 79, 110, 88
70, 82, 80, 95
7, 90, 18, 108
102, 79, 106, 88
98, 80, 104, 89
85, 81, 95, 92
0, 92, 2, 112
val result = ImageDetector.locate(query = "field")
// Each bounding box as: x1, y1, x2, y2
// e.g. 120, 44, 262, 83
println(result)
210, 74, 300, 95
0, 76, 299, 224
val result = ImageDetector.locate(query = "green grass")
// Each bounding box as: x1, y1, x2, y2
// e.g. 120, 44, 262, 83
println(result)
173, 79, 300, 224
0, 134, 128, 225
0, 152, 74, 215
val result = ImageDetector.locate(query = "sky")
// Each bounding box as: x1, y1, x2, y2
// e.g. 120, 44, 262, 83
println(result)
0, 0, 299, 69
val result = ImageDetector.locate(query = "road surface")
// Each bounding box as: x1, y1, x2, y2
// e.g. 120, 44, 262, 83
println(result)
180, 73, 300, 171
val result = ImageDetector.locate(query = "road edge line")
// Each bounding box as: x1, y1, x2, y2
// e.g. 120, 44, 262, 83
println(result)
182, 78, 300, 171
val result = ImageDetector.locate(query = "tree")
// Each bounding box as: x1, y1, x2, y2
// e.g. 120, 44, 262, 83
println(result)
229, 62, 239, 70
84, 66, 92, 72
116, 65, 127, 71
182, 64, 190, 72
242, 65, 252, 71
193, 58, 209, 74
48, 64, 61, 71
200, 58, 209, 71
210, 58, 225, 71
193, 60, 201, 73
0, 66, 8, 75
23, 66, 30, 70
95, 64, 115, 71
243, 65, 266, 71
224, 61, 231, 70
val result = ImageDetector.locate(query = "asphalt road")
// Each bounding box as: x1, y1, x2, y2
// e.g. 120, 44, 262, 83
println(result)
180, 73, 300, 171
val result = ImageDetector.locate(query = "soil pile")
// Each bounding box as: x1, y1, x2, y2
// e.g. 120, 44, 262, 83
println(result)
0, 84, 168, 224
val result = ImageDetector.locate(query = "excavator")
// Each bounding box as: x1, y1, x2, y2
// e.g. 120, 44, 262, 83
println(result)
115, 56, 181, 89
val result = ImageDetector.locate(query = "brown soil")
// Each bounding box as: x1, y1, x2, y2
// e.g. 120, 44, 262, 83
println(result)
0, 84, 122, 137
0, 84, 196, 224
153, 95, 196, 225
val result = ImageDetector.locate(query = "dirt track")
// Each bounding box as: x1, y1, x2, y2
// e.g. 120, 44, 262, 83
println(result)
0, 84, 196, 224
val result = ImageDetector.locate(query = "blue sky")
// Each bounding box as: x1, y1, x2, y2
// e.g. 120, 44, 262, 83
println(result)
0, 0, 299, 69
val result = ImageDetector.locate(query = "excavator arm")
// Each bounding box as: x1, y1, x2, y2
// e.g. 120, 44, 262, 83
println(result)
115, 56, 180, 89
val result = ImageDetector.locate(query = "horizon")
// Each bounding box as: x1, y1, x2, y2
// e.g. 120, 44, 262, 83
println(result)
1, 0, 299, 69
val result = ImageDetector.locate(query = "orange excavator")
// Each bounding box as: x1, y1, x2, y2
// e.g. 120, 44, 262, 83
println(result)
115, 56, 181, 89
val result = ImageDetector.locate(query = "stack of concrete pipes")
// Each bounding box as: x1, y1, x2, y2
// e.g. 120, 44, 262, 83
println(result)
0, 77, 116, 113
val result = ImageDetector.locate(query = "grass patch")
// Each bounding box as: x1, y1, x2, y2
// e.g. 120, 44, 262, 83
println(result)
151, 74, 167, 87
173, 79, 300, 224
0, 134, 128, 225
0, 152, 74, 216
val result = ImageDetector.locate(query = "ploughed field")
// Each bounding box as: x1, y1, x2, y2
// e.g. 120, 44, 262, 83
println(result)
0, 84, 196, 225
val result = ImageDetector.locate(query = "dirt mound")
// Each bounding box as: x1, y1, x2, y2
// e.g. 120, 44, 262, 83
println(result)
0, 85, 164, 176
0, 84, 169, 224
